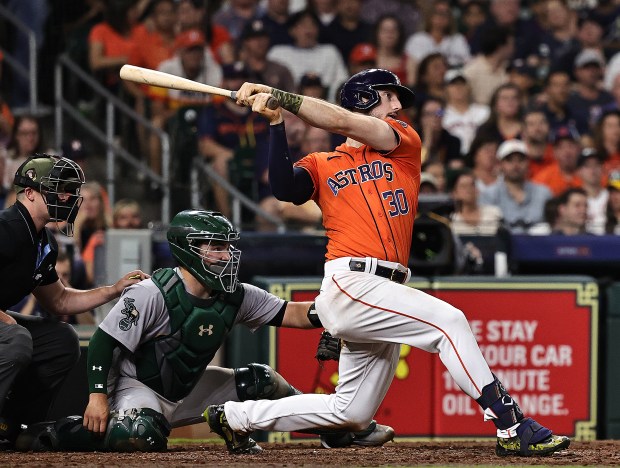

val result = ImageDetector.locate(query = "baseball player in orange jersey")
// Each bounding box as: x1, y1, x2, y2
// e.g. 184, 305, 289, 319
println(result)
205, 69, 570, 457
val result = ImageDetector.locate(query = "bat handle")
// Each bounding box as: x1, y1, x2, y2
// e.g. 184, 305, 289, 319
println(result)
229, 91, 280, 110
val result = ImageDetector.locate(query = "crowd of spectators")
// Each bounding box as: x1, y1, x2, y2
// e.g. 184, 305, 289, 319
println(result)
2, 0, 620, 241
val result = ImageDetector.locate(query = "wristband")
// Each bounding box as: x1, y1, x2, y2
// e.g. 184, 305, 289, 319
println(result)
307, 303, 322, 328
271, 88, 304, 115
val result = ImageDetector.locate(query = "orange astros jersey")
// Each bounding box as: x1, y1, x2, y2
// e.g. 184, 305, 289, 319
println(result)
295, 119, 421, 265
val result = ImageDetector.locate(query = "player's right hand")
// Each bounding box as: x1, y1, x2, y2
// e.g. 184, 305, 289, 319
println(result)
0, 310, 17, 325
84, 393, 110, 434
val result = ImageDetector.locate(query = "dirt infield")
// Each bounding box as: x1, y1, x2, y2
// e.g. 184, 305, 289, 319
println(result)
1, 440, 619, 467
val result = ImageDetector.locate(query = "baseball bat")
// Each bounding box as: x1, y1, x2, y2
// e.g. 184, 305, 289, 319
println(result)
119, 64, 280, 110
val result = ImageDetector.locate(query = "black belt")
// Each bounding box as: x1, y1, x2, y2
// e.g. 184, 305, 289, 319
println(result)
348, 260, 408, 284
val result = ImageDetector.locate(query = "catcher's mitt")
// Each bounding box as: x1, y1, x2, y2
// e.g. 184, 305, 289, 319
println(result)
315, 330, 342, 361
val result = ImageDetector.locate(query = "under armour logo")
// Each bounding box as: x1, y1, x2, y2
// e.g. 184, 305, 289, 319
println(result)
34, 273, 42, 281
198, 324, 214, 336
92, 366, 103, 371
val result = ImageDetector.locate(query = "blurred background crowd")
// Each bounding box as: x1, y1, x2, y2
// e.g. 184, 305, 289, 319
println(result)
1, 0, 620, 320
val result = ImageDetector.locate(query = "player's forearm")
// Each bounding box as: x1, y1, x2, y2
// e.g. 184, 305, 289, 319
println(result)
270, 89, 349, 132
271, 88, 396, 150
269, 122, 313, 204
280, 301, 318, 329
36, 280, 120, 316
87, 328, 118, 394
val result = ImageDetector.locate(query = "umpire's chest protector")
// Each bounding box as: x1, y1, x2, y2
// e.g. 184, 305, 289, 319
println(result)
135, 268, 243, 402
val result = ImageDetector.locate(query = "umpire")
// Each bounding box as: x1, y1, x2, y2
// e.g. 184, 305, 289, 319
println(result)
0, 154, 148, 449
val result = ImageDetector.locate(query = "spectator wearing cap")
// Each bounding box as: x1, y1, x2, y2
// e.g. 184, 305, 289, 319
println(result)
176, 0, 235, 64
551, 187, 590, 235
321, 0, 373, 64
267, 10, 348, 102
508, 59, 539, 104
554, 12, 608, 80
197, 61, 270, 222
442, 69, 490, 155
148, 29, 223, 175
404, 0, 470, 74
238, 19, 295, 92
422, 160, 447, 193
480, 139, 553, 233
522, 109, 555, 179
212, 0, 263, 41
419, 171, 439, 194
449, 169, 502, 235
348, 43, 377, 76
577, 148, 608, 234
462, 25, 513, 106
604, 171, 620, 234
567, 49, 613, 135
539, 70, 576, 133
533, 124, 583, 195
372, 14, 414, 86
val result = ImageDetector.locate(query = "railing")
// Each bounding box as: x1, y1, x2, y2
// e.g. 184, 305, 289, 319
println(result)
54, 54, 171, 222
0, 3, 39, 114
191, 158, 286, 232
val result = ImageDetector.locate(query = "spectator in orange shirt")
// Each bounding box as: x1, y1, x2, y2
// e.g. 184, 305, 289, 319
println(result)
88, 0, 141, 90
533, 124, 583, 196
176, 0, 235, 64
522, 109, 554, 178
125, 0, 178, 160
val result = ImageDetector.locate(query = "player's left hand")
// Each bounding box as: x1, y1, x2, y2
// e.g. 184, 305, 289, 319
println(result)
113, 270, 150, 296
249, 92, 283, 124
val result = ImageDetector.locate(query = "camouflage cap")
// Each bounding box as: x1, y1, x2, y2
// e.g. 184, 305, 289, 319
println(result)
13, 156, 57, 193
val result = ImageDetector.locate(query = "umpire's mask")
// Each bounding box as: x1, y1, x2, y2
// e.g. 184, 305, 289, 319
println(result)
14, 154, 85, 236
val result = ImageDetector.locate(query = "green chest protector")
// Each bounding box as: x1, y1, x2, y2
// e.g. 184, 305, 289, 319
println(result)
135, 268, 244, 402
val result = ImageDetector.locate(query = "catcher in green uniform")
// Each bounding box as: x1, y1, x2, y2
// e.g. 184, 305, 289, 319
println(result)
15, 210, 393, 453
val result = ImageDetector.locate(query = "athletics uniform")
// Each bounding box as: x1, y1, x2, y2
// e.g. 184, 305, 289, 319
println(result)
95, 267, 284, 426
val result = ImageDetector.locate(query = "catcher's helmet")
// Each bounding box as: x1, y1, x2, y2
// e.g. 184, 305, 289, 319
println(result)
14, 154, 85, 236
340, 68, 415, 111
167, 210, 241, 293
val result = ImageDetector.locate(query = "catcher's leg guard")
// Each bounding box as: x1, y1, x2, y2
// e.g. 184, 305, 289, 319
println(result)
105, 408, 171, 452
15, 416, 104, 452
476, 376, 570, 456
234, 363, 301, 401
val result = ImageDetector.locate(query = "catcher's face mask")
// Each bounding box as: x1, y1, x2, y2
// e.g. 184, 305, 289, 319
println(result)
14, 155, 85, 236
167, 210, 242, 292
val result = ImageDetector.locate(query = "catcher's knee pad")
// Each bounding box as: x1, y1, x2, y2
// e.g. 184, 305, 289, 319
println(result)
104, 408, 171, 452
15, 415, 102, 452
234, 363, 301, 401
